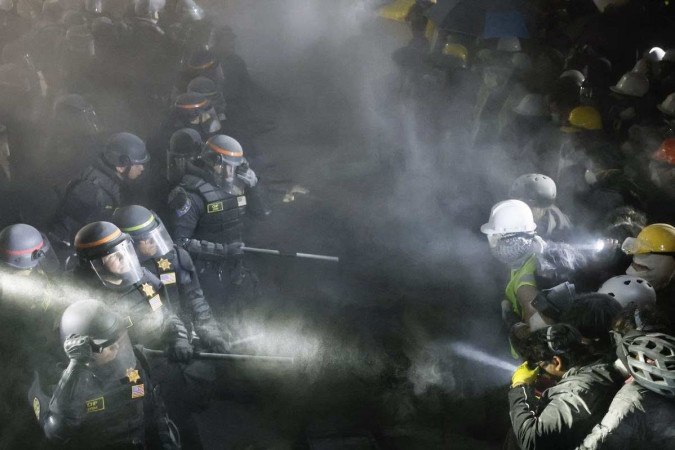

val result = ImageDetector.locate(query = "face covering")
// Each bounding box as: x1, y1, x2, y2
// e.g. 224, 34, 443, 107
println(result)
626, 253, 675, 291
490, 234, 536, 266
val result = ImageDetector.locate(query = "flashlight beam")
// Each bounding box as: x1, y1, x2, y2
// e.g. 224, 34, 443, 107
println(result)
449, 342, 518, 373
144, 348, 295, 364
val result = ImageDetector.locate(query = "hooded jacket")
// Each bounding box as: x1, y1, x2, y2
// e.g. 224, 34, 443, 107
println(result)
509, 360, 623, 450
577, 379, 675, 449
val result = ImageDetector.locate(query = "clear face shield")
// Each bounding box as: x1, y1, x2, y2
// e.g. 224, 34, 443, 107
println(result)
90, 332, 138, 381
90, 239, 143, 288
189, 107, 221, 135
212, 161, 236, 187
133, 225, 173, 262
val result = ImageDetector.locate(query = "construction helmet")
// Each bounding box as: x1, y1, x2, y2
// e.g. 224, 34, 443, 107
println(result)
597, 275, 656, 308
509, 174, 556, 206
610, 71, 649, 98
618, 332, 675, 398
512, 94, 548, 117
631, 58, 650, 76
651, 138, 675, 166
559, 69, 585, 87
622, 223, 675, 255
480, 199, 536, 235
442, 43, 468, 69
657, 93, 675, 117
561, 106, 603, 133
646, 47, 666, 63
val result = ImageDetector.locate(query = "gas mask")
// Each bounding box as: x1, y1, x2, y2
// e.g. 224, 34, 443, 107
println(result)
489, 233, 537, 267
626, 253, 675, 291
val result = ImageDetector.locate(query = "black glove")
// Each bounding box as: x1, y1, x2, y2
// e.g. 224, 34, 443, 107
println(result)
196, 322, 230, 354
167, 338, 193, 363
227, 241, 244, 256
63, 334, 93, 363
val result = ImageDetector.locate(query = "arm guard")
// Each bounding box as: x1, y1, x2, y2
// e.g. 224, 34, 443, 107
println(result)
176, 237, 230, 262
162, 313, 190, 346
41, 361, 94, 442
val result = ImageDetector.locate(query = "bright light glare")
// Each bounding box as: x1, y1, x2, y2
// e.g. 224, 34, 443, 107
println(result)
449, 342, 518, 373
593, 239, 605, 251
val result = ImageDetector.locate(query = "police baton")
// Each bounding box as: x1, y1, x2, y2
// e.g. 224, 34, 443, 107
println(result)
242, 246, 339, 263
144, 348, 295, 364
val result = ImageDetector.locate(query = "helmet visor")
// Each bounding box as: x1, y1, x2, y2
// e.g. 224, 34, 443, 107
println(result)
622, 237, 648, 255
90, 240, 143, 288
91, 332, 138, 381
132, 226, 173, 262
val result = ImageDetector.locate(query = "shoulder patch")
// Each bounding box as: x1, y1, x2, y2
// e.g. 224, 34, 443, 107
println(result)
169, 187, 192, 217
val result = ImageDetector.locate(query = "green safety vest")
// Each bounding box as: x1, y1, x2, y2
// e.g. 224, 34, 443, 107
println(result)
504, 254, 538, 359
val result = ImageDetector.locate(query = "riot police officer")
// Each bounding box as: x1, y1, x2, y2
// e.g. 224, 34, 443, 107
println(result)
167, 127, 202, 185
0, 224, 63, 448
73, 221, 192, 362
51, 132, 149, 249
167, 92, 222, 141
29, 299, 181, 449
112, 205, 227, 353
168, 134, 269, 304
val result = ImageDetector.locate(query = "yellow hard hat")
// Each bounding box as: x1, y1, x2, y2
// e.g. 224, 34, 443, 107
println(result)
622, 223, 675, 255
561, 106, 603, 133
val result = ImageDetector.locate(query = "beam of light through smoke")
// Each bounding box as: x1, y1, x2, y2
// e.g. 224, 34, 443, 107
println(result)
449, 341, 518, 373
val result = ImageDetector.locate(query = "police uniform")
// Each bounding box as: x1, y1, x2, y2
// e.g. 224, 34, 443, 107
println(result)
29, 345, 179, 449
168, 160, 268, 246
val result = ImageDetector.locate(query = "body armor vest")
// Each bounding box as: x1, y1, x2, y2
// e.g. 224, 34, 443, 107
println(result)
111, 271, 166, 347
181, 173, 247, 243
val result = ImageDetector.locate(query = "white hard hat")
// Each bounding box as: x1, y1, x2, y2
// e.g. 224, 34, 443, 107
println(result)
658, 92, 675, 117
480, 199, 537, 235
646, 47, 665, 63
509, 174, 557, 204
631, 58, 650, 76
610, 71, 649, 98
497, 37, 521, 53
598, 275, 657, 308
559, 69, 585, 86
512, 93, 548, 117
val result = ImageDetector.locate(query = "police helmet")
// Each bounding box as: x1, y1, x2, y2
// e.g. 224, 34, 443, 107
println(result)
102, 132, 149, 167
60, 299, 126, 348
169, 127, 202, 157
0, 224, 47, 269
202, 134, 244, 167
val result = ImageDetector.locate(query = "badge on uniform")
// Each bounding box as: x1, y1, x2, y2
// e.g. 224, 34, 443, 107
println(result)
148, 295, 163, 311
207, 201, 224, 213
126, 368, 141, 384
33, 397, 40, 420
141, 283, 156, 297
85, 397, 105, 413
131, 384, 145, 399
157, 258, 172, 271
160, 272, 177, 285
237, 195, 247, 207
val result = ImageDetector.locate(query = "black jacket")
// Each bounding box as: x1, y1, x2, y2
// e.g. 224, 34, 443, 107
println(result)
509, 360, 623, 450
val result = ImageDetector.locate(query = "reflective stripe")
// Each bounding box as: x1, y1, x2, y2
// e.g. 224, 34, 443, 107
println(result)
176, 99, 208, 109
0, 240, 44, 255
207, 141, 242, 158
121, 215, 155, 233
76, 229, 122, 249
